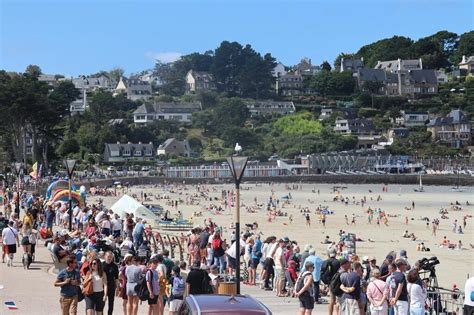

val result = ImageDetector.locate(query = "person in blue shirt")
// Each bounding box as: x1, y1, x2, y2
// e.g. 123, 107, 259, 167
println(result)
249, 235, 262, 285
301, 248, 324, 303
132, 218, 144, 249
54, 255, 80, 315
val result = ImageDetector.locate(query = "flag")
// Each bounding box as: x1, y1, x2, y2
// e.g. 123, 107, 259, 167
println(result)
30, 162, 38, 180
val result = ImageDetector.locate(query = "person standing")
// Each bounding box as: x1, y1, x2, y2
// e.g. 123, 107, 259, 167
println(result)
295, 261, 315, 315
367, 268, 388, 315
186, 260, 211, 295
321, 249, 341, 314
301, 248, 324, 303
342, 262, 363, 315
54, 255, 80, 315
84, 258, 108, 315
102, 251, 119, 315
249, 235, 262, 286
132, 218, 145, 248
273, 238, 287, 297
389, 259, 409, 315
406, 270, 426, 315
1, 221, 19, 266
146, 258, 160, 315
168, 265, 185, 315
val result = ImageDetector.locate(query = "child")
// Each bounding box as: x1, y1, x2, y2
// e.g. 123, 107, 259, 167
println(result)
168, 266, 185, 315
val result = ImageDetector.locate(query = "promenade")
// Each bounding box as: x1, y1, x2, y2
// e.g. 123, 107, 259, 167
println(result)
0, 241, 325, 314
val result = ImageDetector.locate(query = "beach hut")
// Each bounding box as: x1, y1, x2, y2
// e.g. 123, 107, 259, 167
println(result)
111, 194, 158, 227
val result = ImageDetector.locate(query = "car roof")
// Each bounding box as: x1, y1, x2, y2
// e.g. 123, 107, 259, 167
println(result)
187, 295, 271, 315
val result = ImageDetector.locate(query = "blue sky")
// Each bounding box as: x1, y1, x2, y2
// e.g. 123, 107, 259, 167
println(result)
1, 0, 473, 76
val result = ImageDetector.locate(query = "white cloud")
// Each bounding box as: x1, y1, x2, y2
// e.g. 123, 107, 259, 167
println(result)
145, 51, 182, 63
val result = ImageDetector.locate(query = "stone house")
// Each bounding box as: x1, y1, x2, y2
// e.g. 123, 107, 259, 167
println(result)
185, 70, 216, 94
427, 110, 472, 148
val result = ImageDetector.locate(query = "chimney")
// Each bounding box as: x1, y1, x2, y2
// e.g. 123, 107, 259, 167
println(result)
461, 55, 466, 63
138, 141, 142, 144
149, 141, 153, 145
127, 141, 131, 144
117, 141, 120, 145
419, 58, 423, 69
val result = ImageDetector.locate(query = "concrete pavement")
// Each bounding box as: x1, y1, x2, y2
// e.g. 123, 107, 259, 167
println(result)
0, 241, 326, 314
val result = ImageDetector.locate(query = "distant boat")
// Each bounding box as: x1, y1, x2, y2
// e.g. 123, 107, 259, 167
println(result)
414, 173, 424, 192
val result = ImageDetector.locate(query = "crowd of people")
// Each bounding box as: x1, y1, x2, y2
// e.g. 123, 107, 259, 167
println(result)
1, 182, 473, 315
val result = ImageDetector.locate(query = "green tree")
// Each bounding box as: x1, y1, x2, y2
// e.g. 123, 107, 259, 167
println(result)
321, 61, 332, 72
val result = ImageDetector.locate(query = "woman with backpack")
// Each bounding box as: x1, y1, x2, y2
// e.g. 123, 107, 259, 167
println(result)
211, 232, 225, 273
168, 266, 185, 315
295, 261, 315, 315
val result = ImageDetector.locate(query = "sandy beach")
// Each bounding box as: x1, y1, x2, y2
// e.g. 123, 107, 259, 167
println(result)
92, 182, 474, 289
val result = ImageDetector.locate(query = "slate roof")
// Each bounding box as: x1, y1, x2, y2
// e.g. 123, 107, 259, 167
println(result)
133, 102, 202, 115
408, 70, 437, 84
428, 110, 470, 127
357, 69, 386, 82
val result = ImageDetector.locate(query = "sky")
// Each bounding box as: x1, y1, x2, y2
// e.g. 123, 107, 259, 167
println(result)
1, 0, 473, 77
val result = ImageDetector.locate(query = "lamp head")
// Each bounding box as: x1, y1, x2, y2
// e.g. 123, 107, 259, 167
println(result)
63, 159, 77, 175
227, 155, 248, 184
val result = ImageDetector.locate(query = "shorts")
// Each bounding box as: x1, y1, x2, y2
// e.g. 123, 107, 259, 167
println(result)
85, 291, 105, 311
227, 255, 236, 269
250, 258, 260, 269
5, 244, 17, 254
299, 291, 314, 310
21, 236, 30, 246
169, 298, 183, 312
148, 295, 158, 305
275, 267, 285, 278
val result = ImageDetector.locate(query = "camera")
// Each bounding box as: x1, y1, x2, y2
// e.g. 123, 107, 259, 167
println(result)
417, 256, 440, 271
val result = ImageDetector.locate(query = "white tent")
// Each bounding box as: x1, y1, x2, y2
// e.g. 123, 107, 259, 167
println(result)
111, 195, 158, 226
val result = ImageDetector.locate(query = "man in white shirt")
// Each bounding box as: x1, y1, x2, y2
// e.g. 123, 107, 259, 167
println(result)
464, 276, 474, 315
225, 237, 244, 277
1, 221, 19, 266
111, 213, 122, 238
273, 238, 287, 297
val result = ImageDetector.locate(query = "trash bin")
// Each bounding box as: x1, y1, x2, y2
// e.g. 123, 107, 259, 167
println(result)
217, 281, 237, 295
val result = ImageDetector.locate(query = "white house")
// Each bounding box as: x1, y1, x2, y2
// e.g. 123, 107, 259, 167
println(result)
185, 70, 215, 94
133, 102, 202, 125
115, 77, 153, 101
396, 110, 429, 127
246, 100, 295, 117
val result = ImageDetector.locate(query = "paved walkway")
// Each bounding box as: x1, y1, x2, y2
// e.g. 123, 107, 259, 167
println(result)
0, 241, 326, 314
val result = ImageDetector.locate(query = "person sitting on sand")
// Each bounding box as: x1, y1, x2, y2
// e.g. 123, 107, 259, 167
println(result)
403, 230, 410, 238
457, 240, 463, 250
440, 236, 450, 247
410, 233, 417, 241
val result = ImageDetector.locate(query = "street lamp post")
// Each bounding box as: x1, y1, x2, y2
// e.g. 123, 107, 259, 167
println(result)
227, 154, 248, 295
13, 162, 22, 216
64, 159, 77, 232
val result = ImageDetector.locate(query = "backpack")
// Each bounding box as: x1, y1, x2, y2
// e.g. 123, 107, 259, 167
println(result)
320, 260, 333, 285
212, 238, 221, 250
135, 270, 152, 301
172, 276, 185, 297
201, 271, 213, 294
295, 271, 312, 292
329, 272, 343, 297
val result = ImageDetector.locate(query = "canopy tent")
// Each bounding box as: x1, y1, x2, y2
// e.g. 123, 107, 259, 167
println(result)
111, 195, 158, 226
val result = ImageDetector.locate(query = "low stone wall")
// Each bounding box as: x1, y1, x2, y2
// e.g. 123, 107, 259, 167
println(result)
79, 174, 474, 188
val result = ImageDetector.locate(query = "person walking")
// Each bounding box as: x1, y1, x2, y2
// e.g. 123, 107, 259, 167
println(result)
406, 270, 426, 315
126, 256, 143, 315
168, 265, 185, 315
84, 257, 108, 315
295, 261, 315, 315
2, 220, 19, 267
186, 260, 211, 295
102, 251, 119, 315
367, 268, 388, 315
54, 255, 80, 315
321, 249, 341, 314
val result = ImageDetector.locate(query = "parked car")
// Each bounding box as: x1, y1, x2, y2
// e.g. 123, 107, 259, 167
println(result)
177, 294, 272, 315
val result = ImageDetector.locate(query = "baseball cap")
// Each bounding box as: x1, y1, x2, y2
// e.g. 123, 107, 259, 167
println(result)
400, 250, 407, 258
386, 255, 394, 261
